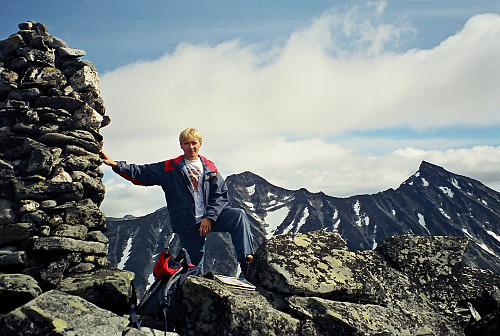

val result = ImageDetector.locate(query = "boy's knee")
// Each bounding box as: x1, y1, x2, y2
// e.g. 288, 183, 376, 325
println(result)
234, 208, 245, 218
224, 207, 245, 219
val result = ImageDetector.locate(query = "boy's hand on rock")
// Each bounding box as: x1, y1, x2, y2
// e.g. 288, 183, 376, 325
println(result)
99, 150, 117, 168
199, 218, 213, 237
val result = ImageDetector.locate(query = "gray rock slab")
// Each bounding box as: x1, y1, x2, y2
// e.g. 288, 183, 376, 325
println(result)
0, 273, 42, 313
288, 296, 462, 336
57, 268, 135, 315
29, 236, 107, 255
248, 231, 369, 297
0, 222, 35, 245
0, 290, 129, 335
180, 276, 302, 336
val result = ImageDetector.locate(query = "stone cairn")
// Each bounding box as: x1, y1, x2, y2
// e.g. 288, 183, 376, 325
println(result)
0, 21, 112, 289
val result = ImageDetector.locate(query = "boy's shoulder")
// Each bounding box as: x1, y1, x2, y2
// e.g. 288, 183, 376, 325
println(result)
200, 156, 219, 173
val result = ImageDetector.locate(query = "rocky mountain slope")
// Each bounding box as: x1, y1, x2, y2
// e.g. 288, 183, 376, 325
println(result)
107, 161, 500, 296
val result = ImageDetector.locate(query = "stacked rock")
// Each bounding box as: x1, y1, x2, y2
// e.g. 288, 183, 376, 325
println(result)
0, 21, 110, 289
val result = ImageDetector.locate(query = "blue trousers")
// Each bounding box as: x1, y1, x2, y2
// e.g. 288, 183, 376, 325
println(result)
175, 208, 254, 273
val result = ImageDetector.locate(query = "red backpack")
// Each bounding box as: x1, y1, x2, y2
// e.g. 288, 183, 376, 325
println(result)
153, 248, 195, 280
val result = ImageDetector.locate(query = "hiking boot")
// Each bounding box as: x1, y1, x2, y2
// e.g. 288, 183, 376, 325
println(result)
240, 255, 253, 279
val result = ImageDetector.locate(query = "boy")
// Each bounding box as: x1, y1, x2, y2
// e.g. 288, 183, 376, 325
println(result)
100, 128, 254, 276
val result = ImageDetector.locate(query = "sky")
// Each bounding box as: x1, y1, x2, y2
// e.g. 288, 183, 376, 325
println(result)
2, 1, 500, 217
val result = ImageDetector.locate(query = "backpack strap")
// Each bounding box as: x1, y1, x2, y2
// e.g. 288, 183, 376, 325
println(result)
128, 304, 141, 329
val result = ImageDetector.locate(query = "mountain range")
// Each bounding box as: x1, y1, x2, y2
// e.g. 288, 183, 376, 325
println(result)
105, 161, 500, 296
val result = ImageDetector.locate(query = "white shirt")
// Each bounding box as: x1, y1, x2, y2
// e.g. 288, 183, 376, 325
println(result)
184, 158, 205, 223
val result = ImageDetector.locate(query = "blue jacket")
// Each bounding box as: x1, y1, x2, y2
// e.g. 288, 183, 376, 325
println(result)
114, 155, 230, 234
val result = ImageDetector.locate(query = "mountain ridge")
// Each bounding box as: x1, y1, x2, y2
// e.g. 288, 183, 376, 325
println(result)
106, 160, 500, 296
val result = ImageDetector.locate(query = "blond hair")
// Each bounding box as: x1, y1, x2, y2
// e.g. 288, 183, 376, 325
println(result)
179, 128, 202, 143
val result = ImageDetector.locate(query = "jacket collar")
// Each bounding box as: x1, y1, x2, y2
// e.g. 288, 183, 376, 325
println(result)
173, 155, 214, 173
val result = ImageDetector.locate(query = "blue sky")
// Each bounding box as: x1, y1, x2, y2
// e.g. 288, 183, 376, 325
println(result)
3, 1, 499, 72
2, 1, 499, 217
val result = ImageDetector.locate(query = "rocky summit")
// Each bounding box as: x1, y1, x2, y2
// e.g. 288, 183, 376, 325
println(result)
171, 231, 500, 335
1, 21, 499, 336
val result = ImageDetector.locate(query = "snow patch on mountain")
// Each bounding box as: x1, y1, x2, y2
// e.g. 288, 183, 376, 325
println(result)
117, 237, 132, 269
264, 206, 289, 238
246, 184, 256, 196
451, 178, 461, 189
283, 207, 309, 235
354, 200, 369, 227
244, 201, 255, 211
440, 186, 454, 198
297, 208, 309, 232
417, 213, 430, 234
439, 208, 451, 219
333, 219, 340, 232
462, 227, 473, 239
479, 243, 499, 258
487, 230, 500, 243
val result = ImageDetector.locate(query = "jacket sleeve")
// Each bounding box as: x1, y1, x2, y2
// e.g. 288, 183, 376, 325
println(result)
204, 172, 229, 222
113, 161, 164, 186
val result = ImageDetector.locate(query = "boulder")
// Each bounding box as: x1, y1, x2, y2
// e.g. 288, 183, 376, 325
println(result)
34, 95, 83, 112
179, 276, 303, 336
175, 231, 498, 336
23, 258, 71, 289
0, 158, 14, 179
69, 65, 100, 94
56, 47, 86, 59
13, 177, 84, 202
0, 273, 42, 313
56, 268, 136, 315
0, 250, 27, 270
52, 223, 88, 240
288, 296, 450, 335
21, 66, 65, 88
38, 132, 100, 153
0, 198, 17, 224
53, 198, 106, 229
377, 234, 469, 301
248, 230, 365, 298
0, 222, 35, 246
29, 236, 107, 255
0, 290, 130, 335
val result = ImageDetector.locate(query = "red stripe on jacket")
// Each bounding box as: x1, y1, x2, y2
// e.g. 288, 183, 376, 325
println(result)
117, 171, 146, 186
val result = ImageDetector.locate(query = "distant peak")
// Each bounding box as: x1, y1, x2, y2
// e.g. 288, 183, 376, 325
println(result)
419, 161, 440, 170
227, 171, 269, 186
417, 161, 449, 176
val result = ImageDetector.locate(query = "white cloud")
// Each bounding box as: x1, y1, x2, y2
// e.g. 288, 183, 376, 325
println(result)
98, 5, 500, 217
101, 172, 166, 217
101, 11, 499, 140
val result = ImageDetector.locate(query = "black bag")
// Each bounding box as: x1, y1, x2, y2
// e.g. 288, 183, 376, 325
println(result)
129, 248, 199, 333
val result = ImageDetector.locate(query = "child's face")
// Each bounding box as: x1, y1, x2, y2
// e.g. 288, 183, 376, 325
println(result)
180, 137, 202, 160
